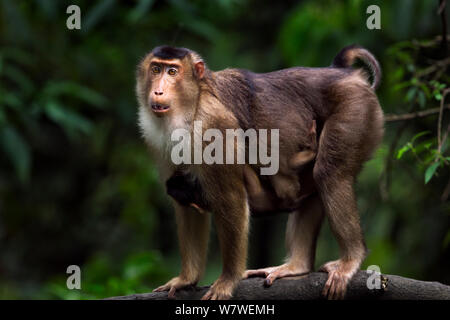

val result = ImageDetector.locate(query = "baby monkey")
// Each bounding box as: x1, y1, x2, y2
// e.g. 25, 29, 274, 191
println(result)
167, 120, 318, 214
166, 170, 209, 214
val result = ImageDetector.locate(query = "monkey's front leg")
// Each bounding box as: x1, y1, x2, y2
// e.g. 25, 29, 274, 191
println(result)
201, 192, 249, 300
153, 203, 210, 298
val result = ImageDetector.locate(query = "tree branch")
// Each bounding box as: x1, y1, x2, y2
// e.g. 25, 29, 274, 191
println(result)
385, 104, 450, 122
437, 89, 450, 152
439, 0, 448, 53
415, 56, 450, 78
105, 271, 450, 300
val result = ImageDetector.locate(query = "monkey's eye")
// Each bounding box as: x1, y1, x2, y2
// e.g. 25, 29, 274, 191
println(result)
151, 65, 161, 74
168, 68, 178, 76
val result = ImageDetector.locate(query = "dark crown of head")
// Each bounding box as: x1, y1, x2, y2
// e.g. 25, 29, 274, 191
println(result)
152, 46, 190, 60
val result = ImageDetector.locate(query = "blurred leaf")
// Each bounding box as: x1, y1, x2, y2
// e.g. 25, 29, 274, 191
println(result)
0, 47, 34, 66
419, 83, 431, 98
411, 131, 430, 143
397, 132, 431, 159
44, 101, 93, 136
405, 86, 417, 102
3, 65, 34, 95
127, 0, 155, 23
0, 125, 31, 183
414, 139, 434, 154
184, 18, 221, 42
392, 81, 411, 91
0, 108, 5, 125
397, 143, 411, 159
0, 0, 32, 44
35, 0, 58, 19
42, 82, 107, 108
83, 0, 116, 33
424, 162, 439, 184
0, 91, 23, 110
417, 90, 426, 108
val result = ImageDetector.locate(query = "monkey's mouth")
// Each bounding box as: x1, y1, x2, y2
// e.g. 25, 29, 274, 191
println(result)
151, 103, 170, 113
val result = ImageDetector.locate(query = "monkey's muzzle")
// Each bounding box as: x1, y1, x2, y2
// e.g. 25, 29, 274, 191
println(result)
151, 103, 170, 113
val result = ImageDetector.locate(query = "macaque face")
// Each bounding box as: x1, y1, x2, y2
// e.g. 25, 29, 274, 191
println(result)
146, 58, 184, 117
137, 47, 205, 124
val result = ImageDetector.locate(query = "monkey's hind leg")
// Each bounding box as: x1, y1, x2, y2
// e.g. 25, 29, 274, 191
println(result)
313, 108, 375, 299
244, 194, 324, 286
315, 179, 366, 300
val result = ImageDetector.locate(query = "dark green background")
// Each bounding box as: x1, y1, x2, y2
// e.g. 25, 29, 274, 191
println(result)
0, 0, 448, 299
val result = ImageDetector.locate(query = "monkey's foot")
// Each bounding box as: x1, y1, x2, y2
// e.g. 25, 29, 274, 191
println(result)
319, 259, 359, 300
243, 263, 310, 286
153, 276, 196, 299
201, 276, 236, 300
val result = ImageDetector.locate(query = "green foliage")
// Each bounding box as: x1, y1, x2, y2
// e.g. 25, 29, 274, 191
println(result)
279, 0, 363, 67
0, 46, 107, 182
45, 251, 169, 299
389, 39, 449, 185
0, 125, 30, 183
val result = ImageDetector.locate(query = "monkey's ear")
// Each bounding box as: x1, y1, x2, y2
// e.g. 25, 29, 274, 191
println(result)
194, 61, 205, 79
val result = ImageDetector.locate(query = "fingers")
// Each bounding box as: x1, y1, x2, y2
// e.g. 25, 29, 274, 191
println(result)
243, 269, 270, 279
322, 270, 348, 300
168, 286, 177, 299
327, 273, 338, 300
201, 279, 234, 300
320, 259, 352, 299
322, 271, 333, 297
264, 269, 283, 286
152, 277, 194, 299
264, 268, 288, 286
336, 278, 347, 300
201, 290, 230, 300
201, 290, 213, 300
201, 290, 222, 300
153, 284, 169, 292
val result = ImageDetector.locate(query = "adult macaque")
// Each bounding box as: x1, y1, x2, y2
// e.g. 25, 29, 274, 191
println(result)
136, 45, 383, 300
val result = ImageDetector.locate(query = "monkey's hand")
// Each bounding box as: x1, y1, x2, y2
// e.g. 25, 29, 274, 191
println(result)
319, 259, 360, 300
201, 276, 238, 300
153, 276, 196, 299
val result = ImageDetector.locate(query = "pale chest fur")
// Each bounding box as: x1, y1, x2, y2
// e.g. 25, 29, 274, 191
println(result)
138, 106, 193, 158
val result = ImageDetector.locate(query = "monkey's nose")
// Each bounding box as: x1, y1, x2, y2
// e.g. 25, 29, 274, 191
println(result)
154, 91, 163, 96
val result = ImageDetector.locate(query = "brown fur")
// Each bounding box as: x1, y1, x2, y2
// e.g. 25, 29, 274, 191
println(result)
244, 119, 318, 213
136, 45, 384, 300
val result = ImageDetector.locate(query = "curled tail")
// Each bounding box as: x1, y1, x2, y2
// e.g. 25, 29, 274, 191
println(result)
332, 44, 381, 89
